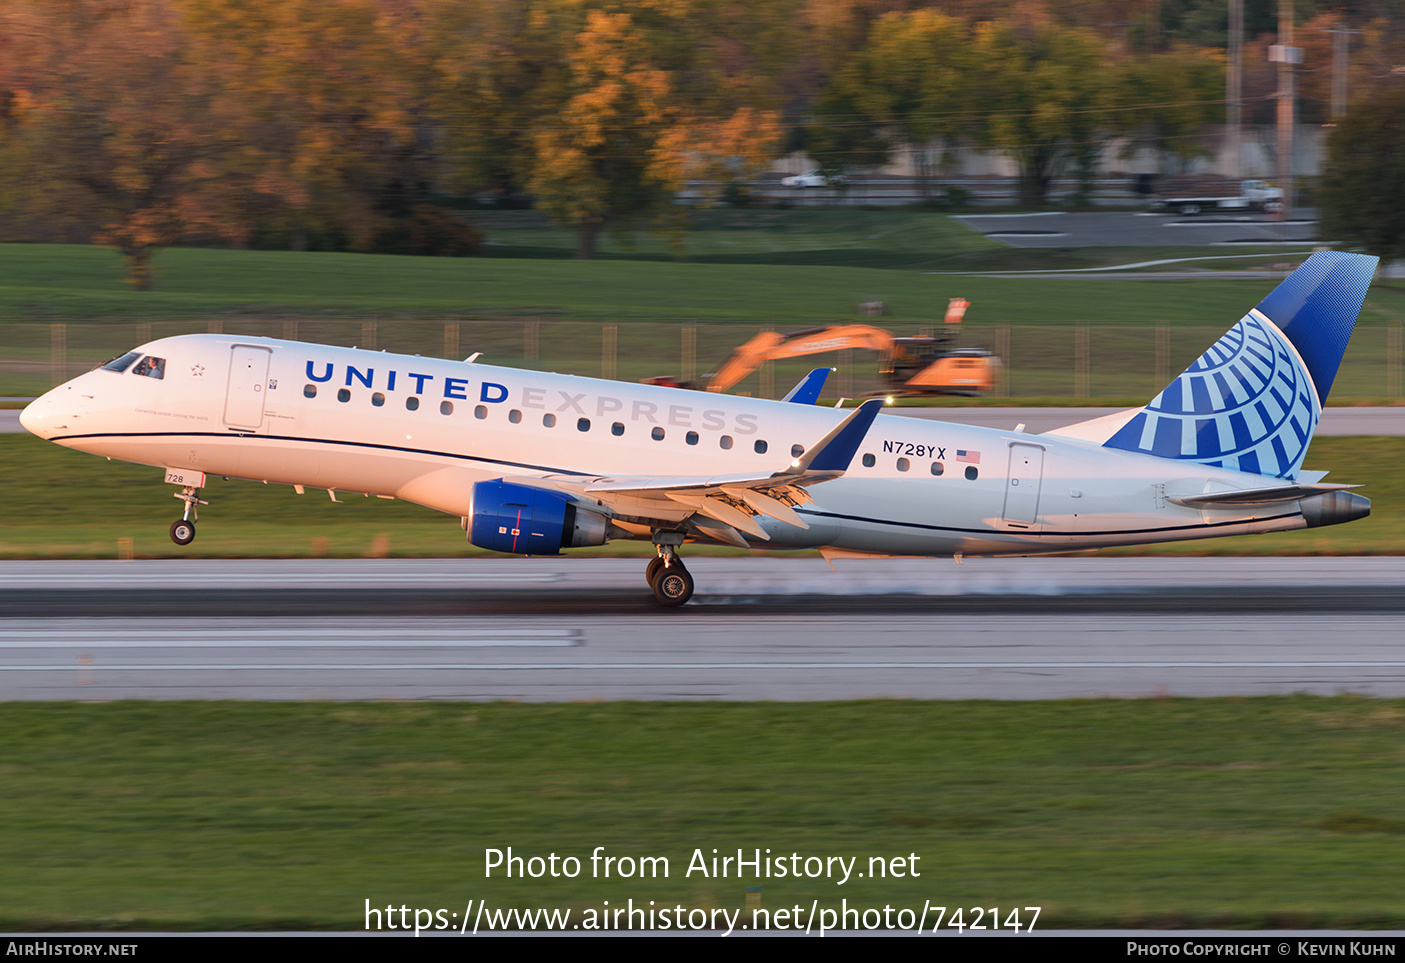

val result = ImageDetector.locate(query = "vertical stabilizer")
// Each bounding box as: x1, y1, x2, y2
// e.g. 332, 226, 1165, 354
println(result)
1103, 251, 1376, 479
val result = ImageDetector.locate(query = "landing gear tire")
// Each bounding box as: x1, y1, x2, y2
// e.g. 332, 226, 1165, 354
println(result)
170, 519, 196, 546
645, 556, 666, 587
651, 562, 694, 607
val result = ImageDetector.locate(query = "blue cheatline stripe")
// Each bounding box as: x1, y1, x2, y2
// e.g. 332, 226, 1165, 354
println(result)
46, 430, 589, 477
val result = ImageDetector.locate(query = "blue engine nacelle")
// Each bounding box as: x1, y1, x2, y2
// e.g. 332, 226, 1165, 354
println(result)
467, 480, 610, 555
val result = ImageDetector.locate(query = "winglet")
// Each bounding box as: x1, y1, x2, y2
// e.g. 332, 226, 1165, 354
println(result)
782, 368, 833, 405
796, 399, 883, 472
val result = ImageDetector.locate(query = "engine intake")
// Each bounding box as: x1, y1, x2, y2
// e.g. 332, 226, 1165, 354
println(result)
467, 480, 610, 555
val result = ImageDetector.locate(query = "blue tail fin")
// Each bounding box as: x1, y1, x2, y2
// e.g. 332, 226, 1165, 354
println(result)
1103, 251, 1377, 479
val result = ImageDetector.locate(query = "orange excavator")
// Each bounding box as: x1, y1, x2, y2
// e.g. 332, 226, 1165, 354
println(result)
646, 303, 998, 397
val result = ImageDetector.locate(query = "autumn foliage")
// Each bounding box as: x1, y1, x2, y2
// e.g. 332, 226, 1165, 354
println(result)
0, 0, 1398, 285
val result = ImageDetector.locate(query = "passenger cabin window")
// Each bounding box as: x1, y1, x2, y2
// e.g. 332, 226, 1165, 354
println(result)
651, 427, 665, 441
303, 384, 317, 399
965, 466, 979, 480
372, 392, 385, 407
897, 457, 910, 471
612, 422, 625, 436
474, 405, 488, 419
686, 431, 699, 446
862, 453, 876, 468
791, 444, 804, 458
406, 396, 420, 411
754, 440, 768, 454
509, 409, 523, 424
577, 417, 591, 432
337, 388, 351, 403
931, 461, 944, 476
543, 413, 557, 428
720, 435, 733, 450
440, 401, 454, 415
132, 356, 165, 380
102, 351, 142, 373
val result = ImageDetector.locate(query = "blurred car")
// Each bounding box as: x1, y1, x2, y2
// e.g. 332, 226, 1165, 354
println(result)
780, 169, 845, 189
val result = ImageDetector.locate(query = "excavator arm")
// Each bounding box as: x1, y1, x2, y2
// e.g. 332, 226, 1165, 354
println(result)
705, 325, 897, 393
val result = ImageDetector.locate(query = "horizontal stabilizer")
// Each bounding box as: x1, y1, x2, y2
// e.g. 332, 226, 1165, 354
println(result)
1169, 483, 1360, 508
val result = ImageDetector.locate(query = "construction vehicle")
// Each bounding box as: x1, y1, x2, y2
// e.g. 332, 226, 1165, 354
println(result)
646, 311, 998, 398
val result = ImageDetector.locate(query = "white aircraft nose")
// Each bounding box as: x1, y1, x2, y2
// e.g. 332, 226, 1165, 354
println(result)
19, 391, 62, 439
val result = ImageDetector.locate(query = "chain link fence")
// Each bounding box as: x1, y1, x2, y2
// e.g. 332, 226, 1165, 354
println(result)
3, 318, 1401, 401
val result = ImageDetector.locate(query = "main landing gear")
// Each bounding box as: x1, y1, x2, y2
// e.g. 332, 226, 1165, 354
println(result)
647, 543, 694, 607
169, 485, 207, 545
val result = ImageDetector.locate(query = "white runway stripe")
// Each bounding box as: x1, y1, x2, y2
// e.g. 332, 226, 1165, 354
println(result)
4, 660, 1404, 671
0, 621, 579, 647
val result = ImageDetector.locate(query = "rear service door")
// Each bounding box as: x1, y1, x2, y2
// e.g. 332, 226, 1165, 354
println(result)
1002, 443, 1045, 527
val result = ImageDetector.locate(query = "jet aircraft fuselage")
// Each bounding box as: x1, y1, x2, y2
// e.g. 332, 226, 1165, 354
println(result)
20, 251, 1378, 605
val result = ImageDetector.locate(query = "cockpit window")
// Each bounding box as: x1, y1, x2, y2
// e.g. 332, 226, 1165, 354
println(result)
132, 356, 165, 380
101, 351, 142, 373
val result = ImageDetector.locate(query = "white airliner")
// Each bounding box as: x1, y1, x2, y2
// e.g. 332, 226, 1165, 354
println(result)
20, 251, 1377, 606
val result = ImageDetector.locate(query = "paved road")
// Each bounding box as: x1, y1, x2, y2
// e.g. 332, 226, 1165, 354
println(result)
954, 211, 1318, 248
5, 557, 1405, 701
4, 406, 1400, 435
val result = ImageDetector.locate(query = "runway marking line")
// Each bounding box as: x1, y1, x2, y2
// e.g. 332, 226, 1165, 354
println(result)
4, 660, 1405, 671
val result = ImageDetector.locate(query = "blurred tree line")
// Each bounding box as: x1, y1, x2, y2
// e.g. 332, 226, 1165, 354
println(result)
0, 0, 1399, 286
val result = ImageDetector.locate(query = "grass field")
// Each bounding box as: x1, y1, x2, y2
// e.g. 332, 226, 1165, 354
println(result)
6, 697, 1405, 931
3, 220, 1401, 400
0, 238, 1340, 325
1, 211, 1396, 328
2, 433, 1402, 559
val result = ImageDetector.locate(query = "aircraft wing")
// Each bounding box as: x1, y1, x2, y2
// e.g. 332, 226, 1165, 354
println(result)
524, 399, 884, 546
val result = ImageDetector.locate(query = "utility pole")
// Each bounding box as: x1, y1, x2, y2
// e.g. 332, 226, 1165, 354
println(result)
1227, 0, 1243, 178
1269, 0, 1300, 220
1326, 24, 1362, 119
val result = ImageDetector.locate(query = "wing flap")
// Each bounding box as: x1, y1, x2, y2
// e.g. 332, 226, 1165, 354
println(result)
667, 492, 771, 540
721, 486, 809, 529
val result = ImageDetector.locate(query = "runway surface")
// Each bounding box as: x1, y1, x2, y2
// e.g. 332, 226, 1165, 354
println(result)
4, 557, 1405, 701
3, 406, 1400, 435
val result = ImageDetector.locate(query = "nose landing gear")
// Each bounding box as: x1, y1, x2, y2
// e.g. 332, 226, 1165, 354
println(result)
165, 470, 209, 546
